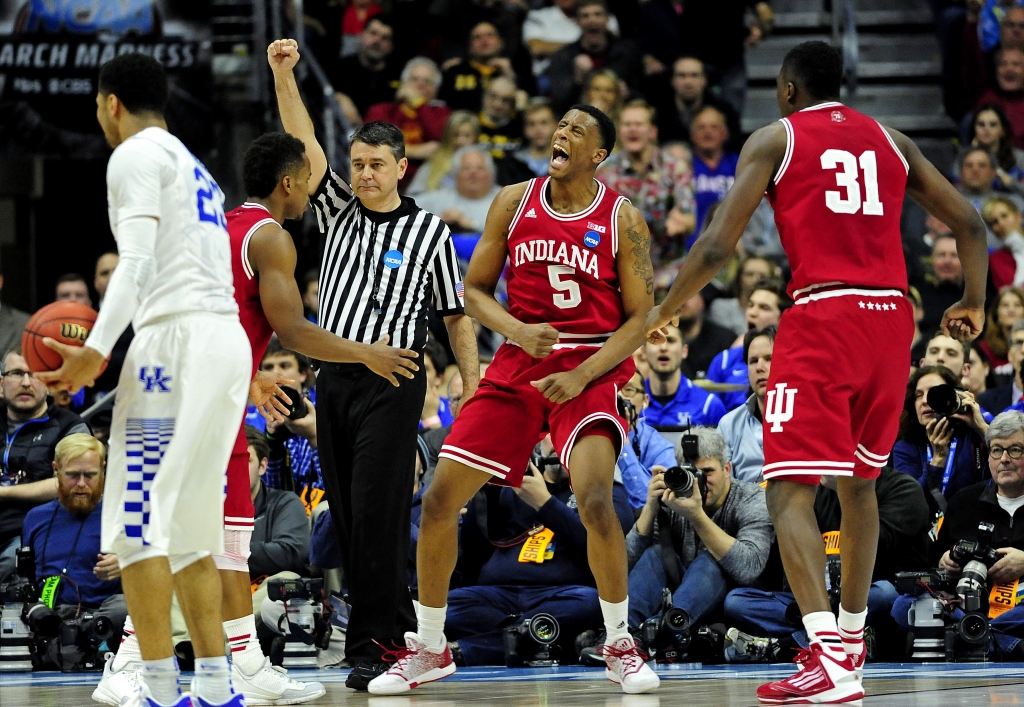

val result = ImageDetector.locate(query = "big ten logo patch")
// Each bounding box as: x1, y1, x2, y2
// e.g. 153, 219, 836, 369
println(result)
60, 323, 89, 342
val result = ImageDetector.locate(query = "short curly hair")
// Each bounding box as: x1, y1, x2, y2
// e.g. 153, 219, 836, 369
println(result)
98, 53, 168, 114
243, 132, 307, 199
780, 40, 843, 101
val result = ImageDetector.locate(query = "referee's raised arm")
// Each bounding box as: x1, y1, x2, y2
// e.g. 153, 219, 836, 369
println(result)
267, 38, 328, 192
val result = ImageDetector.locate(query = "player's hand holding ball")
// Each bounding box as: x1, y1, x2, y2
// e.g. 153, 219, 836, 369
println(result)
24, 301, 109, 393
940, 300, 985, 342
514, 322, 559, 358
267, 38, 300, 74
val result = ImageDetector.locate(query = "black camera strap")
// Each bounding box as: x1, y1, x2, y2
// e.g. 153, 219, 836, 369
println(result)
657, 508, 682, 592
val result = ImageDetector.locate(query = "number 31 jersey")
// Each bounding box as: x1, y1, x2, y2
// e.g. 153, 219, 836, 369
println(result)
506, 177, 628, 345
106, 126, 238, 327
767, 102, 909, 297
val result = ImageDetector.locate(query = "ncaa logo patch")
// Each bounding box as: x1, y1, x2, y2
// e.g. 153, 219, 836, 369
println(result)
583, 230, 601, 248
383, 250, 404, 269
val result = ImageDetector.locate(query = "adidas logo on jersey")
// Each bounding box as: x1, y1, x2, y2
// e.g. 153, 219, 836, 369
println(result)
524, 208, 537, 218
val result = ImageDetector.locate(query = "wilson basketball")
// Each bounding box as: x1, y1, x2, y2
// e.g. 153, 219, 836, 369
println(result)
21, 301, 108, 375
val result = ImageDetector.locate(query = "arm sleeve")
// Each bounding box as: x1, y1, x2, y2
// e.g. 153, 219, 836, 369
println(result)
430, 232, 466, 316
309, 163, 355, 234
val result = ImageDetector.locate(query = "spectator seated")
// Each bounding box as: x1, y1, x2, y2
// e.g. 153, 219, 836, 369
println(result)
22, 434, 127, 666
616, 369, 678, 509
330, 15, 402, 128
985, 196, 1024, 290
406, 112, 481, 197
724, 467, 929, 660
0, 350, 89, 581
439, 21, 518, 113
446, 438, 633, 666
689, 106, 738, 247
511, 102, 558, 179
642, 323, 727, 429
416, 146, 502, 233
651, 56, 742, 152
477, 76, 523, 161
893, 366, 990, 519
892, 411, 1024, 660
626, 427, 773, 642
707, 256, 780, 339
718, 326, 775, 483
914, 233, 968, 334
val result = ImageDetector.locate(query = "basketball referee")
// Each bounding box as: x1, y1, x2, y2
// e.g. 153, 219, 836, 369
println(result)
269, 39, 481, 689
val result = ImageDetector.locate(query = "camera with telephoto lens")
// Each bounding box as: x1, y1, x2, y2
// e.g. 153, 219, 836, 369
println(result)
926, 384, 972, 435
529, 447, 560, 474
266, 577, 331, 669
617, 395, 638, 430
0, 547, 39, 671
662, 429, 708, 505
639, 588, 691, 663
47, 612, 114, 672
502, 613, 561, 667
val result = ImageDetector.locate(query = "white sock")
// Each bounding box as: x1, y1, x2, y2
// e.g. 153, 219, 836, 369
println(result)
224, 615, 264, 675
112, 615, 142, 671
802, 611, 846, 662
838, 606, 868, 658
416, 603, 448, 652
142, 656, 180, 706
194, 655, 232, 705
600, 597, 630, 643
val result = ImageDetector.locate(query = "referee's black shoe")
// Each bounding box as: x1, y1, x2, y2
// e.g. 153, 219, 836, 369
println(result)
346, 662, 390, 691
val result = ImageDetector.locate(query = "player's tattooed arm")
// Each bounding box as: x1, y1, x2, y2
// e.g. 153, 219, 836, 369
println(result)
623, 212, 655, 296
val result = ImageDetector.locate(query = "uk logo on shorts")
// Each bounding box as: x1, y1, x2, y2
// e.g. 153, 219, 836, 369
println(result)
583, 230, 601, 248
139, 367, 172, 393
383, 250, 404, 268
765, 383, 798, 432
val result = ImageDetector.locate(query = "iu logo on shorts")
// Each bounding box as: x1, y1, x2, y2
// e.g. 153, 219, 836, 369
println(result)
765, 383, 798, 432
139, 366, 173, 393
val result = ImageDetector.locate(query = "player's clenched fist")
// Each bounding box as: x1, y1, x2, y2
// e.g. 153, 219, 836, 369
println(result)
268, 38, 300, 73
513, 322, 559, 358
532, 369, 589, 404
940, 301, 985, 342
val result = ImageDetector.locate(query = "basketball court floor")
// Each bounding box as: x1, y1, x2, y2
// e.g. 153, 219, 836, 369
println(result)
4, 662, 1023, 706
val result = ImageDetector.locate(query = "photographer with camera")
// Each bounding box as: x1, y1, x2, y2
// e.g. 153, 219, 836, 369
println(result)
718, 325, 775, 483
616, 370, 679, 509
893, 366, 990, 516
625, 427, 773, 640
891, 410, 1024, 659
20, 433, 127, 670
443, 437, 634, 666
723, 466, 930, 661
0, 350, 90, 582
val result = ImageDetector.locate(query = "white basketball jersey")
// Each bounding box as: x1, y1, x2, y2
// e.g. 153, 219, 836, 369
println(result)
106, 127, 237, 327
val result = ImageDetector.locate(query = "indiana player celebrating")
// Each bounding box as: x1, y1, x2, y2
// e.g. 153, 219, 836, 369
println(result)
647, 42, 988, 704
367, 104, 660, 695
95, 132, 420, 705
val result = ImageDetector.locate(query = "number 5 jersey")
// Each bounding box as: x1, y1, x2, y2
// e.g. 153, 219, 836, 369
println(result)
767, 102, 909, 298
505, 177, 629, 345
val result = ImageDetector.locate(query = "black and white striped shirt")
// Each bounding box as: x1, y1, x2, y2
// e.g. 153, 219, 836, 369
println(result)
311, 166, 465, 350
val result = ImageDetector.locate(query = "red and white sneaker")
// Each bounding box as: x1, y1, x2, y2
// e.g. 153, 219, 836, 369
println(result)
599, 637, 660, 694
846, 641, 866, 680
366, 633, 456, 695
757, 643, 863, 705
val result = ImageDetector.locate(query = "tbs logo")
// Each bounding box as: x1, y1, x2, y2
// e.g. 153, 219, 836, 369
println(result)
583, 230, 601, 248
383, 250, 404, 269
60, 323, 89, 342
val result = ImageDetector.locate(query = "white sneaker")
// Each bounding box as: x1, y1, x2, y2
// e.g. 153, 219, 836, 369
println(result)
231, 658, 326, 705
599, 637, 660, 694
121, 684, 191, 707
367, 632, 456, 695
92, 655, 143, 705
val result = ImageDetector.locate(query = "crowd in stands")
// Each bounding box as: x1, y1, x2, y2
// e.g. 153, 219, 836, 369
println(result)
5, 0, 1024, 674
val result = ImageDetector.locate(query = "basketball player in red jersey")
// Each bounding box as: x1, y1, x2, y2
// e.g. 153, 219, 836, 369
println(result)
367, 104, 661, 695
95, 133, 420, 706
647, 42, 988, 704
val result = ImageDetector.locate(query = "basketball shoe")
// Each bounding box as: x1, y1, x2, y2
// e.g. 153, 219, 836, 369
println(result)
756, 642, 863, 704
366, 633, 456, 694
598, 636, 661, 694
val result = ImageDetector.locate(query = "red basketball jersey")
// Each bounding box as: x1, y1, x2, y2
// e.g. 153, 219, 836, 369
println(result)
767, 102, 909, 297
226, 202, 277, 377
506, 178, 628, 345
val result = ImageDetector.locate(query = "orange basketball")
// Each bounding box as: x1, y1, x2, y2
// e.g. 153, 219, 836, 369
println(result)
21, 301, 108, 375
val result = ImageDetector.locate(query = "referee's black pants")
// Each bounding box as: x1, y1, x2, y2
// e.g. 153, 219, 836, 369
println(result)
316, 361, 426, 663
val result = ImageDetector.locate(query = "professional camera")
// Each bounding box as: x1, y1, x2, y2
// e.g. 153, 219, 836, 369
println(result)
926, 384, 970, 418
502, 613, 561, 667
639, 588, 690, 663
46, 612, 114, 672
278, 387, 308, 421
616, 395, 638, 430
662, 429, 707, 504
0, 547, 39, 672
529, 447, 560, 474
266, 577, 331, 669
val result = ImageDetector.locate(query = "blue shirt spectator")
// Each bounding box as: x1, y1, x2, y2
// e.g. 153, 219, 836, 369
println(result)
717, 326, 775, 482
688, 105, 738, 247
707, 345, 749, 411
618, 418, 678, 509
643, 322, 727, 428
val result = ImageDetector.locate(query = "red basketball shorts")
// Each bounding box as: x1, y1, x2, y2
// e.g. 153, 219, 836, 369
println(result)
439, 343, 634, 487
224, 422, 255, 530
762, 288, 914, 485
